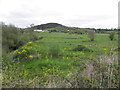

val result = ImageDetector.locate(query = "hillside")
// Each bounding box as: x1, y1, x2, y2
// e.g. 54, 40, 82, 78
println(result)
33, 23, 66, 30
33, 23, 84, 31
32, 23, 115, 33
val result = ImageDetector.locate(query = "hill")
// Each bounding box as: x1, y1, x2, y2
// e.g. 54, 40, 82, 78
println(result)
32, 23, 117, 33
32, 23, 83, 31
33, 23, 66, 30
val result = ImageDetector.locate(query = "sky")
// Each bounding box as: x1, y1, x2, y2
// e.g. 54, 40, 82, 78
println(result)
0, 0, 119, 29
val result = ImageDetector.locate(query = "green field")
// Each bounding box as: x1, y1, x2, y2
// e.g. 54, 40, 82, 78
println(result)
2, 32, 119, 88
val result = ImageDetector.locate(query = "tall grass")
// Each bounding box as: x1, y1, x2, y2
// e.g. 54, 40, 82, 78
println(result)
62, 53, 119, 88
2, 29, 119, 88
48, 43, 61, 58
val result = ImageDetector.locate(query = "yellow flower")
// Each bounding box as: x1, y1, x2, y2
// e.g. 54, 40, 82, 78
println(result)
14, 50, 18, 53
44, 73, 47, 77
28, 55, 33, 59
0, 73, 3, 80
21, 50, 26, 53
64, 48, 67, 50
80, 52, 84, 55
38, 54, 41, 57
18, 52, 21, 54
104, 48, 107, 51
66, 57, 69, 60
48, 69, 50, 71
28, 41, 33, 45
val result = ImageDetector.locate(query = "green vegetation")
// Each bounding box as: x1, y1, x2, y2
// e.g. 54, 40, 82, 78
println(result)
88, 30, 95, 41
2, 23, 119, 88
109, 32, 115, 41
2, 23, 38, 54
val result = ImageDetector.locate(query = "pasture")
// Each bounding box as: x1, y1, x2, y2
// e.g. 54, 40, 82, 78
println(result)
2, 32, 119, 88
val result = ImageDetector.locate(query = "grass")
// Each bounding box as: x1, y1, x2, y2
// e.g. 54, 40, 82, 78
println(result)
2, 32, 119, 88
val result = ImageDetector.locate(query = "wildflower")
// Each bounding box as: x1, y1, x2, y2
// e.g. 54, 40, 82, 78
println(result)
14, 50, 18, 53
44, 73, 47, 77
28, 41, 33, 45
38, 54, 41, 57
18, 52, 21, 54
46, 59, 49, 62
104, 48, 107, 51
66, 57, 69, 59
80, 52, 84, 55
0, 73, 3, 80
64, 48, 67, 50
21, 50, 26, 53
47, 69, 50, 71
28, 55, 33, 59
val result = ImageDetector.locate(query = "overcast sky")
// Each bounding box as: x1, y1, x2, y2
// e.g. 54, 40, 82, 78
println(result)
0, 0, 119, 29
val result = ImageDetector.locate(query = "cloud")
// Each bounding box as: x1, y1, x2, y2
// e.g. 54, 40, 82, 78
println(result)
0, 0, 119, 28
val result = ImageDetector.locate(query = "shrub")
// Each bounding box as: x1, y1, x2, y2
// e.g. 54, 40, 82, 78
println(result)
88, 30, 95, 41
13, 41, 38, 60
73, 45, 93, 52
109, 32, 115, 41
69, 30, 84, 34
2, 23, 38, 53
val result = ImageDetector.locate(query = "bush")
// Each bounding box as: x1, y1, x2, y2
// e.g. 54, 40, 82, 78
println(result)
13, 41, 38, 60
109, 32, 115, 41
88, 30, 95, 41
69, 30, 83, 34
73, 45, 93, 52
2, 23, 38, 53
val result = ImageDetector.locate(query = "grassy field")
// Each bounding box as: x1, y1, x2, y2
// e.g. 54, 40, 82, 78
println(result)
2, 32, 119, 88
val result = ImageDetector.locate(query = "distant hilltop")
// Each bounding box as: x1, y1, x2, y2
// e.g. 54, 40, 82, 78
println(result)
32, 23, 82, 31
31, 22, 117, 32
33, 23, 65, 30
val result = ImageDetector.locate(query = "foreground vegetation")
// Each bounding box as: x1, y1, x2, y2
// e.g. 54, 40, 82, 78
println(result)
1, 23, 119, 88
